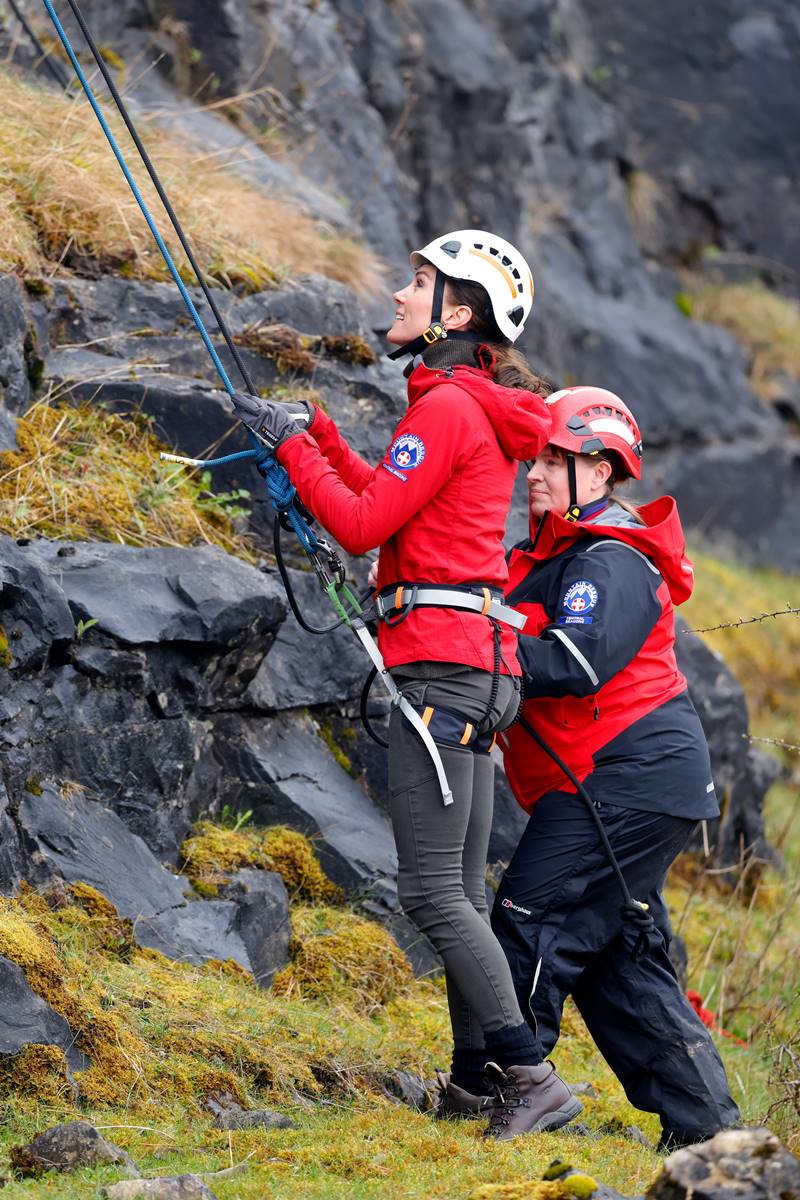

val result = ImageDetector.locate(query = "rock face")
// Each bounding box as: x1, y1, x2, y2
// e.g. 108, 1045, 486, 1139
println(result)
648, 1127, 800, 1200
0, 956, 89, 1073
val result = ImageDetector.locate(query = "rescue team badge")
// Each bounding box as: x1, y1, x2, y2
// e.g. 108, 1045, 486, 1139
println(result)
562, 580, 598, 614
389, 433, 426, 470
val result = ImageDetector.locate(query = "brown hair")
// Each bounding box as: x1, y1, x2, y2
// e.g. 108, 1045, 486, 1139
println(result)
595, 450, 645, 523
442, 274, 554, 397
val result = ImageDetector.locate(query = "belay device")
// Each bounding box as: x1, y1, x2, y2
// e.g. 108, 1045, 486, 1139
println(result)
41, 0, 454, 804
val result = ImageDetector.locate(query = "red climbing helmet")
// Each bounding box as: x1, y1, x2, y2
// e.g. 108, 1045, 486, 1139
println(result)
545, 386, 643, 479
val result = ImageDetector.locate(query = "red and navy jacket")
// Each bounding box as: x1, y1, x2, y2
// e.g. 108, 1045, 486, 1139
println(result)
278, 361, 551, 672
499, 497, 719, 820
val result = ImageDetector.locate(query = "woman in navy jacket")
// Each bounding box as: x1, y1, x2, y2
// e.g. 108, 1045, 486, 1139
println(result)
492, 386, 741, 1149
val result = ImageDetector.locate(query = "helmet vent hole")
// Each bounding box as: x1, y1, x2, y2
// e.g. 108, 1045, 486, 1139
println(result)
441, 240, 462, 257
507, 305, 524, 327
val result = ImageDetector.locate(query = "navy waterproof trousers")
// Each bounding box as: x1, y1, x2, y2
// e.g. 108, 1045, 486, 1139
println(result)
490, 789, 741, 1145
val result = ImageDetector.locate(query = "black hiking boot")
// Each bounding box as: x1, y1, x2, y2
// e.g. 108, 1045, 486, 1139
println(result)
433, 1071, 493, 1120
482, 1061, 583, 1141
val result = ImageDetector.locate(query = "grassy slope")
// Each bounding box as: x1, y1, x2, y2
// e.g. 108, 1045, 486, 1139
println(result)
0, 538, 798, 1200
0, 65, 380, 293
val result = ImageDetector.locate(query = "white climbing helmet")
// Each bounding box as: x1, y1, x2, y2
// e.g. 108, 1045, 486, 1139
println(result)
410, 228, 535, 343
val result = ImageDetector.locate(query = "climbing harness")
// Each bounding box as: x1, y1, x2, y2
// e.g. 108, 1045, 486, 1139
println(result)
41, 0, 459, 803
374, 584, 526, 630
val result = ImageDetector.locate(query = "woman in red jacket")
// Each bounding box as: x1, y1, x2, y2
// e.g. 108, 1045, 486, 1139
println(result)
492, 386, 740, 1148
233, 230, 583, 1140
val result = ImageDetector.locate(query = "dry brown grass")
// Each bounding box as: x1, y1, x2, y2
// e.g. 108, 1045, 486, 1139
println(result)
0, 66, 382, 294
624, 169, 665, 242
684, 279, 800, 398
0, 396, 255, 558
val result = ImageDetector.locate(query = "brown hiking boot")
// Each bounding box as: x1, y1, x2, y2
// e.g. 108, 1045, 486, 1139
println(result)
483, 1061, 583, 1141
433, 1071, 493, 1120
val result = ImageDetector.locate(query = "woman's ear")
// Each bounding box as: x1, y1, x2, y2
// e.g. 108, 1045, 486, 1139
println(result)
593, 458, 613, 491
443, 302, 473, 331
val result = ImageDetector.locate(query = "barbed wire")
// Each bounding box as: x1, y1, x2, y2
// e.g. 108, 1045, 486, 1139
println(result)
683, 604, 800, 635
742, 733, 800, 756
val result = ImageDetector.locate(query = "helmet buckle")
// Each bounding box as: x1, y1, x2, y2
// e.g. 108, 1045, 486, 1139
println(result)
423, 322, 447, 345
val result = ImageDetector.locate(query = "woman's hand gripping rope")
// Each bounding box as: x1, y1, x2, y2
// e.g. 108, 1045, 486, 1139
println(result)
230, 391, 314, 451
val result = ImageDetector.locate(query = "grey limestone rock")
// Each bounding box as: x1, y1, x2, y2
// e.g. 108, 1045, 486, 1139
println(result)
0, 404, 17, 451
134, 899, 252, 973
23, 540, 286, 648
218, 868, 291, 988
246, 567, 367, 709
0, 275, 31, 413
10, 1120, 137, 1177
0, 536, 75, 672
103, 1176, 218, 1200
0, 955, 89, 1074
647, 1127, 800, 1200
205, 1089, 297, 1131
18, 781, 187, 918
214, 712, 398, 905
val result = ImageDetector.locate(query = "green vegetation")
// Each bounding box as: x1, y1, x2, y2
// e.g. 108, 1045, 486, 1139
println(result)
180, 820, 344, 904
0, 399, 256, 559
683, 547, 800, 749
0, 65, 381, 293
678, 278, 800, 400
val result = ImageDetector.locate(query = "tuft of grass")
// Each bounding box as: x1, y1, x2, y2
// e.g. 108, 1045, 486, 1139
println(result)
623, 168, 665, 243
235, 322, 318, 374
0, 66, 382, 295
0, 398, 255, 560
272, 905, 413, 1011
681, 278, 800, 398
180, 821, 344, 904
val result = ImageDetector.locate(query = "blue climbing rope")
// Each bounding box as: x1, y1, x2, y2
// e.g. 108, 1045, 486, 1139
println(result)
41, 0, 320, 558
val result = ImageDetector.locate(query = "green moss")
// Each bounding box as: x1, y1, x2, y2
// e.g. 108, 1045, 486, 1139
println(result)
272, 905, 413, 1011
180, 821, 343, 904
23, 776, 42, 796
562, 1174, 599, 1199
22, 276, 51, 297
0, 624, 12, 669
316, 719, 356, 777
312, 333, 377, 366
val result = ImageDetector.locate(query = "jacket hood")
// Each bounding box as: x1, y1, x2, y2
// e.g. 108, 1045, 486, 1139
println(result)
407, 362, 551, 461
527, 495, 695, 604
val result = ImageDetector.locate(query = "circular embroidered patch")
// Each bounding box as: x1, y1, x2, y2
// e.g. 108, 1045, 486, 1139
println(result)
562, 580, 599, 614
389, 433, 426, 470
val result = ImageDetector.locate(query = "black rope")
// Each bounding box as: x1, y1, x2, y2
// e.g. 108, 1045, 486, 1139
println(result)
272, 516, 346, 635
516, 712, 655, 957
7, 0, 69, 86
60, 0, 257, 396
58, 0, 365, 643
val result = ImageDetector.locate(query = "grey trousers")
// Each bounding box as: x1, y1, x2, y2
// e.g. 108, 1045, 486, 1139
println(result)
388, 664, 524, 1046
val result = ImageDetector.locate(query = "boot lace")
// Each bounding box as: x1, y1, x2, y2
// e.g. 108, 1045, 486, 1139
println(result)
486, 1072, 531, 1136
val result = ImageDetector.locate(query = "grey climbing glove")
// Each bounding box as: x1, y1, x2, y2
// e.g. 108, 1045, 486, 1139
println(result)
231, 391, 312, 450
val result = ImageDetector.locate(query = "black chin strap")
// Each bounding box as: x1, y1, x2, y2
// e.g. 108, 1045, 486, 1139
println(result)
564, 452, 582, 522
387, 269, 481, 361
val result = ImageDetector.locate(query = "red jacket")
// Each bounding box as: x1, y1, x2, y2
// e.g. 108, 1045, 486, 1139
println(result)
500, 497, 695, 810
278, 362, 551, 671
